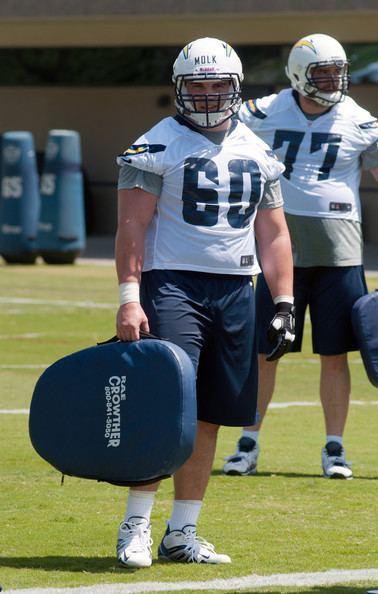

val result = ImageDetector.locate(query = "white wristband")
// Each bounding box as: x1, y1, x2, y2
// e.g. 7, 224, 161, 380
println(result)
273, 295, 294, 305
119, 282, 140, 305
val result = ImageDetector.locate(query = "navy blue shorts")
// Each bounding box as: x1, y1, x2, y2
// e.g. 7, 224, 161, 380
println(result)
256, 266, 368, 355
140, 270, 258, 426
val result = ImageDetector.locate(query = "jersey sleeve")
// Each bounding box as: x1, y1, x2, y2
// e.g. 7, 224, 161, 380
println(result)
117, 163, 162, 196
361, 140, 378, 170
263, 147, 285, 181
116, 119, 171, 176
238, 94, 277, 131
258, 178, 284, 209
349, 99, 378, 152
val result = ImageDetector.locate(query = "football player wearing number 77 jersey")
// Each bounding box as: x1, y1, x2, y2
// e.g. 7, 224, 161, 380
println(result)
224, 33, 378, 481
114, 37, 294, 568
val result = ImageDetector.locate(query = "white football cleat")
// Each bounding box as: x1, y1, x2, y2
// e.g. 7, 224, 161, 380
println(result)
223, 437, 260, 476
322, 441, 353, 480
117, 516, 153, 568
158, 523, 231, 564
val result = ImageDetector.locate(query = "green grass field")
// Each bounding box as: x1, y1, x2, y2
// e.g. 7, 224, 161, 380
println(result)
1, 261, 377, 594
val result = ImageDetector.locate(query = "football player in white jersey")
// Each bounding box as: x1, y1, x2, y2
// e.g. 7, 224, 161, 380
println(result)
114, 37, 294, 568
224, 33, 378, 480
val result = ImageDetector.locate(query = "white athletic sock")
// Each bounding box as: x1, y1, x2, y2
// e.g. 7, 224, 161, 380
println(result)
326, 435, 343, 446
242, 430, 259, 443
168, 500, 202, 530
124, 490, 155, 524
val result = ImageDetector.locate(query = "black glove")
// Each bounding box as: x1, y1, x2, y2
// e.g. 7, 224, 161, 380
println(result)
266, 301, 295, 362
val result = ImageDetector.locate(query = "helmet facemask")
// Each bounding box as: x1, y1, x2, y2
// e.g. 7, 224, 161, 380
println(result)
303, 60, 350, 106
175, 73, 242, 128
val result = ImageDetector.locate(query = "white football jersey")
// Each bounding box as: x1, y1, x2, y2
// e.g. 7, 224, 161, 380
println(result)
117, 117, 284, 275
239, 90, 378, 222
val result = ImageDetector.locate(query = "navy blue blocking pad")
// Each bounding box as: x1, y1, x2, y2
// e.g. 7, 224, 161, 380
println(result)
352, 291, 378, 387
29, 338, 197, 486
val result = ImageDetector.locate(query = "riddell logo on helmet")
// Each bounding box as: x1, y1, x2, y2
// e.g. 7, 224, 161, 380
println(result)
194, 55, 217, 65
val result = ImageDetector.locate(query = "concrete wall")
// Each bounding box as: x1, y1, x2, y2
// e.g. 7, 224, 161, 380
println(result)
0, 85, 378, 236
0, 2, 377, 46
0, 1, 377, 237
0, 86, 175, 233
1, 83, 377, 237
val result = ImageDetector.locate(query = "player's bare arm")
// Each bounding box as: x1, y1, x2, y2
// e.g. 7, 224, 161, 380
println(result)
115, 187, 157, 341
254, 206, 293, 300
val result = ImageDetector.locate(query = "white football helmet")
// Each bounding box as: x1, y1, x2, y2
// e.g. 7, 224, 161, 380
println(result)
285, 33, 350, 106
172, 37, 243, 128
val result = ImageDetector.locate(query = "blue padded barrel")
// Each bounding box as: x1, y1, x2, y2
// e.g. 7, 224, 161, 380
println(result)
37, 129, 86, 264
0, 131, 40, 264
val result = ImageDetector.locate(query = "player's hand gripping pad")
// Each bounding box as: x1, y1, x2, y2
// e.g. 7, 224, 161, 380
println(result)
351, 292, 378, 387
29, 338, 197, 486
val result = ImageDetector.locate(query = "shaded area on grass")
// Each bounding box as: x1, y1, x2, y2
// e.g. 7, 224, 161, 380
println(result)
0, 556, 125, 573
226, 588, 373, 594
212, 469, 378, 480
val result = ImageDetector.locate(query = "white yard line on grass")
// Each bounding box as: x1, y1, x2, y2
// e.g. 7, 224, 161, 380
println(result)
270, 399, 378, 407
4, 568, 378, 593
0, 409, 30, 414
0, 297, 115, 309
1, 400, 377, 415
0, 333, 46, 340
